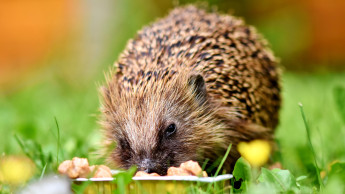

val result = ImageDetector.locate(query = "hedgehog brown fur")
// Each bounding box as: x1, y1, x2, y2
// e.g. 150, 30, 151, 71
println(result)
100, 5, 281, 175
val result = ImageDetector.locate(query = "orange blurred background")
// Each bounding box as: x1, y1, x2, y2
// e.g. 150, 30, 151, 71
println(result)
303, 0, 345, 63
0, 0, 80, 88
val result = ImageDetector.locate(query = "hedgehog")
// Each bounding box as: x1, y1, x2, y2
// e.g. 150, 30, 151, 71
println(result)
99, 5, 281, 175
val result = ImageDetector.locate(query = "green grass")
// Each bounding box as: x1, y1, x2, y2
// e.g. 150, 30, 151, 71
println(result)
0, 77, 103, 175
1, 71, 345, 193
277, 73, 345, 174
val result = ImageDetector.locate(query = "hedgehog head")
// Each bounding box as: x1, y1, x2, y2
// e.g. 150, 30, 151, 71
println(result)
100, 69, 227, 175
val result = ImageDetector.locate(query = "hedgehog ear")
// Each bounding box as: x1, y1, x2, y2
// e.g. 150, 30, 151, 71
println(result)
188, 74, 207, 105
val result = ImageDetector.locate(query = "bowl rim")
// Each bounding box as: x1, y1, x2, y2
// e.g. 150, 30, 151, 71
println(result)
74, 174, 233, 182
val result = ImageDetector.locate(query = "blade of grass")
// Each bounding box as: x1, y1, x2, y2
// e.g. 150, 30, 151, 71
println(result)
214, 144, 232, 177
34, 142, 46, 168
15, 134, 50, 173
207, 144, 232, 193
194, 158, 211, 193
201, 158, 210, 171
40, 163, 47, 180
54, 117, 62, 164
298, 103, 324, 189
205, 157, 222, 173
14, 134, 32, 159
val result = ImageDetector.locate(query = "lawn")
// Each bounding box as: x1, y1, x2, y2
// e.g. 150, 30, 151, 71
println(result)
1, 71, 345, 193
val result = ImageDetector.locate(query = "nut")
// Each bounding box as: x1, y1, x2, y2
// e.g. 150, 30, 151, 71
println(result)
58, 158, 207, 178
71, 157, 90, 178
134, 171, 160, 177
58, 160, 72, 175
90, 165, 112, 178
167, 167, 192, 176
180, 160, 202, 176
58, 157, 112, 179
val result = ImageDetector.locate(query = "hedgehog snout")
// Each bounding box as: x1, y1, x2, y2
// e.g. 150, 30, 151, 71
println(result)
138, 158, 155, 173
136, 158, 168, 175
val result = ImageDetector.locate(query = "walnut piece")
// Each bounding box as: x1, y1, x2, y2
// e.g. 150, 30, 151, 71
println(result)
58, 158, 207, 178
134, 160, 208, 177
58, 157, 112, 178
90, 165, 112, 178
180, 160, 202, 176
168, 161, 208, 177
167, 167, 192, 176
134, 171, 160, 177
71, 157, 90, 178
58, 160, 72, 175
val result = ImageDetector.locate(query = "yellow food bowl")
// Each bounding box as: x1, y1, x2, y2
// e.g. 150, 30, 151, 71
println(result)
74, 174, 233, 194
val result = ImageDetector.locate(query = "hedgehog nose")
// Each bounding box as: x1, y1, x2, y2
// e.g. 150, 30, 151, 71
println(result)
144, 168, 154, 173
139, 158, 155, 173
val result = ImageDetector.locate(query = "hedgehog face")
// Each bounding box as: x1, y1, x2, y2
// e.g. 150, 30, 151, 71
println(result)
112, 119, 189, 175
101, 72, 217, 175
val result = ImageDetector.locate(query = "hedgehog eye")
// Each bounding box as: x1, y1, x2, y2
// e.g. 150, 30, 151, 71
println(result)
165, 124, 177, 138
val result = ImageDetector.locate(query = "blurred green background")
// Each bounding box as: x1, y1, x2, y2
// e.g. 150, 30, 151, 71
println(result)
1, 0, 345, 179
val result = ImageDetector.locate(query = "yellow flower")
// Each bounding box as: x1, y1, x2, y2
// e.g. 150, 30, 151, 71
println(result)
237, 140, 271, 167
0, 156, 36, 185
